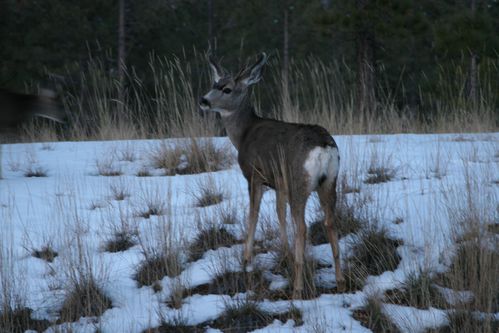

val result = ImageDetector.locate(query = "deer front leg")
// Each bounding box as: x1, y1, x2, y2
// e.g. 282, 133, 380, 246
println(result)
243, 182, 263, 268
291, 201, 307, 299
276, 190, 289, 252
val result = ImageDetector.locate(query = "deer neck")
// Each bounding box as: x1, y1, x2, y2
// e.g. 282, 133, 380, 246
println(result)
221, 102, 259, 151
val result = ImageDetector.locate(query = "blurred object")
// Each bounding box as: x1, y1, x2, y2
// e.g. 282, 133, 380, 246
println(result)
0, 88, 65, 178
0, 88, 65, 130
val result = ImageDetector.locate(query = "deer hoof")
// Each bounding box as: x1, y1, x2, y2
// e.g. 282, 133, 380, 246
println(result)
292, 289, 304, 300
242, 258, 253, 272
336, 279, 346, 293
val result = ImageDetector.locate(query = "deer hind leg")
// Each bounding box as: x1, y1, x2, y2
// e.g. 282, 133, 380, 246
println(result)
243, 182, 263, 267
275, 190, 289, 251
318, 179, 345, 292
290, 198, 307, 299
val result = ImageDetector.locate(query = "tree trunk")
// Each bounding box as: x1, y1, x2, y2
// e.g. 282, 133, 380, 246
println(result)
283, 4, 289, 88
356, 31, 375, 115
281, 2, 292, 118
355, 0, 376, 115
468, 0, 478, 108
117, 0, 126, 105
208, 0, 214, 47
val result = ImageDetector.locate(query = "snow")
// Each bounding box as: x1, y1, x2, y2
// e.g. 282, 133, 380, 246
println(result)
1, 132, 498, 332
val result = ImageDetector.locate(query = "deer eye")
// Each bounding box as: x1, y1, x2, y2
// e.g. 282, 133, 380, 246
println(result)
222, 88, 232, 94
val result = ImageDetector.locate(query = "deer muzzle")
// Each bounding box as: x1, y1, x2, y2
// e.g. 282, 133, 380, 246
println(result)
199, 97, 211, 111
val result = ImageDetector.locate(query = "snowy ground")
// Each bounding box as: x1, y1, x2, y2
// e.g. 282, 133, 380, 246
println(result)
1, 132, 498, 332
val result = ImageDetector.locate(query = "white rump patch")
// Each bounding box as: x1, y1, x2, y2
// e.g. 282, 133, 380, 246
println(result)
303, 146, 340, 191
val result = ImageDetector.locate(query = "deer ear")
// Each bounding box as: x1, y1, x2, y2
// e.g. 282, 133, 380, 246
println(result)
240, 53, 267, 86
208, 54, 224, 83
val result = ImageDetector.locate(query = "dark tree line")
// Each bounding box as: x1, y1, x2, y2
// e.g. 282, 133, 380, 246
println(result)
1, 0, 498, 116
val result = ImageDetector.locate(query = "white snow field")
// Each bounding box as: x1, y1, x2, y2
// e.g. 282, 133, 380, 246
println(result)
0, 132, 497, 333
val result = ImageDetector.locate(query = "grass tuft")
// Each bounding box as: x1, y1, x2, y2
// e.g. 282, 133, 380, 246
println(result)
109, 182, 130, 201
151, 139, 232, 175
219, 208, 239, 225
135, 252, 183, 287
189, 270, 268, 298
0, 307, 50, 333
136, 200, 165, 219
104, 231, 136, 253
205, 301, 303, 332
23, 166, 48, 177
188, 226, 239, 262
32, 245, 58, 262
269, 246, 320, 299
353, 296, 400, 332
59, 277, 112, 323
429, 310, 499, 333
309, 201, 364, 246
346, 226, 402, 285
194, 188, 224, 207
166, 280, 187, 309
95, 158, 123, 177
364, 166, 396, 184
342, 264, 369, 292
144, 323, 204, 333
437, 239, 499, 313
136, 168, 152, 177
385, 271, 447, 309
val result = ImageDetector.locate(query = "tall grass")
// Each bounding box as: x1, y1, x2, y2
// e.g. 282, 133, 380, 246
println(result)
15, 53, 499, 143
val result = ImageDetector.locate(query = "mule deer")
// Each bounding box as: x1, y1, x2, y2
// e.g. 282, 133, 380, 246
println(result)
200, 53, 345, 298
0, 88, 65, 178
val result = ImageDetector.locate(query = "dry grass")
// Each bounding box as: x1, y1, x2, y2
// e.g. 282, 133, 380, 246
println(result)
32, 245, 58, 262
353, 295, 400, 333
192, 177, 224, 207
104, 230, 136, 253
135, 193, 166, 219
8, 54, 497, 145
58, 277, 112, 323
346, 226, 402, 287
95, 157, 123, 177
218, 207, 240, 225
206, 301, 302, 332
195, 189, 224, 207
0, 307, 50, 333
135, 252, 183, 288
23, 165, 48, 177
109, 181, 130, 201
309, 199, 364, 246
136, 168, 152, 177
165, 278, 188, 309
364, 166, 396, 184
144, 324, 204, 333
436, 239, 499, 313
144, 301, 303, 333
118, 144, 137, 162
1, 54, 497, 332
364, 149, 397, 184
429, 162, 499, 333
189, 270, 268, 298
188, 225, 239, 262
428, 310, 498, 333
150, 139, 232, 175
385, 271, 448, 309
269, 245, 321, 299
145, 301, 302, 332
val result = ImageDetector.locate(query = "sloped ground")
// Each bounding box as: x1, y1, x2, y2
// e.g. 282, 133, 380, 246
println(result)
0, 133, 497, 332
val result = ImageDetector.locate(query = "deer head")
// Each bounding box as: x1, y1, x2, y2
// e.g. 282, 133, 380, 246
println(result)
199, 53, 267, 117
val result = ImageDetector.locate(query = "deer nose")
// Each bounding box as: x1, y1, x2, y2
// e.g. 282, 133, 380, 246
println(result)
199, 97, 210, 108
